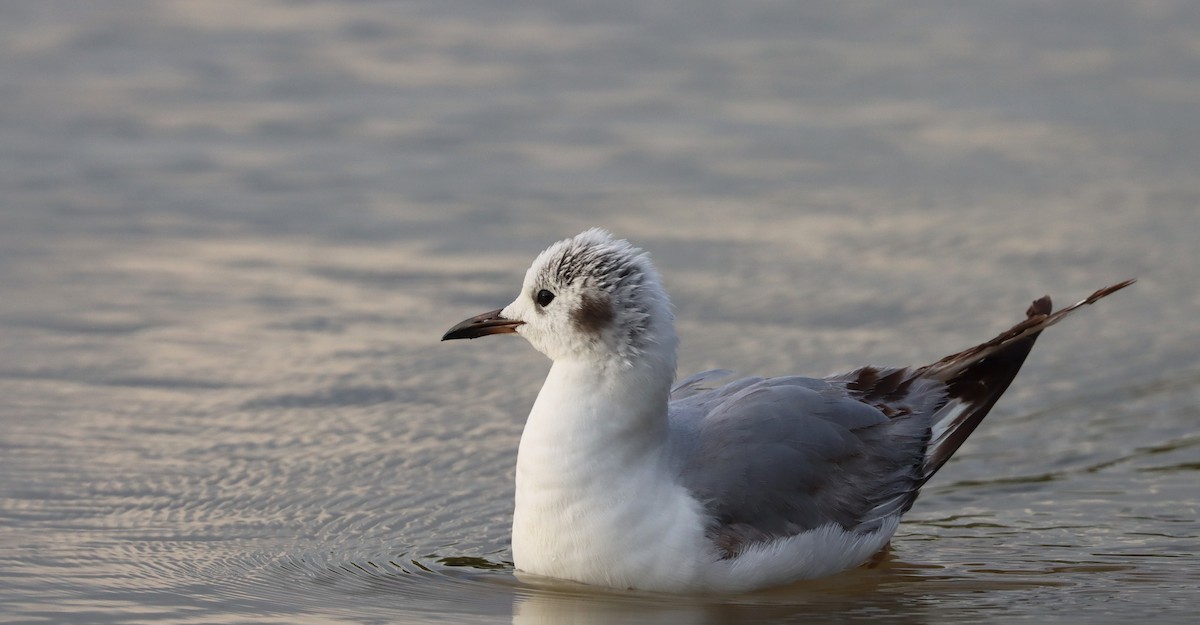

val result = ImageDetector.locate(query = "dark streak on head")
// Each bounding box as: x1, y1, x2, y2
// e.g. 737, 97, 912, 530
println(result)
543, 237, 644, 295
573, 291, 615, 334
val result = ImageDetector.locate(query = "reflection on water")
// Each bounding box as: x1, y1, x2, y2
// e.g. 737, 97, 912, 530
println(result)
1, 1, 1198, 623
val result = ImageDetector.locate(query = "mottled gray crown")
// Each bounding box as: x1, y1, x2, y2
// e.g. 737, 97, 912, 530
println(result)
531, 229, 674, 363
538, 231, 646, 294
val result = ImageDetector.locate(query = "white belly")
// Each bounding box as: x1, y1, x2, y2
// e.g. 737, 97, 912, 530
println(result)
512, 447, 713, 591
511, 440, 901, 593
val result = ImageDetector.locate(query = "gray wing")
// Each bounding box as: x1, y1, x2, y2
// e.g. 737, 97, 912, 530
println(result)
669, 372, 944, 557
670, 369, 736, 401
668, 280, 1135, 558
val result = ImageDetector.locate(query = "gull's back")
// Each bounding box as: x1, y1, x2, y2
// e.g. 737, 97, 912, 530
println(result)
667, 370, 940, 558
665, 280, 1135, 561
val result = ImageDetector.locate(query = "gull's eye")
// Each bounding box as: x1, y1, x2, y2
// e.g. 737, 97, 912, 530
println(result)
536, 289, 556, 307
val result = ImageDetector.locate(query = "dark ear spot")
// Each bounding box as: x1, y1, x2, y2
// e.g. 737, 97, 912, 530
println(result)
573, 292, 615, 334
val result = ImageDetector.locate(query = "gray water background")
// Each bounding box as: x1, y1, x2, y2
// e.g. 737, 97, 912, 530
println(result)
1, 1, 1198, 623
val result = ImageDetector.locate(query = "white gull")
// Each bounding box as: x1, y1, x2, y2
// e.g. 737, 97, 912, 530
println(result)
442, 228, 1133, 593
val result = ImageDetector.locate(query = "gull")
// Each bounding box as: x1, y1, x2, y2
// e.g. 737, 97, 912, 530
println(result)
441, 228, 1133, 593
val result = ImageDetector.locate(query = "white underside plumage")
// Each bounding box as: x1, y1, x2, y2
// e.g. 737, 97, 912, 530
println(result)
511, 360, 898, 593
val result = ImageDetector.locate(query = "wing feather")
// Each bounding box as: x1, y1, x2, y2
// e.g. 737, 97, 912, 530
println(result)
669, 280, 1134, 557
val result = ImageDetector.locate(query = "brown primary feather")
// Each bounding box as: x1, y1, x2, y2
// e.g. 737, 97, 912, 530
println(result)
834, 279, 1134, 515
921, 280, 1136, 383
916, 279, 1135, 481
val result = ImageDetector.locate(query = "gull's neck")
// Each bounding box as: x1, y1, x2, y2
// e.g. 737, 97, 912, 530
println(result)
517, 351, 675, 473
516, 296, 679, 482
511, 341, 710, 589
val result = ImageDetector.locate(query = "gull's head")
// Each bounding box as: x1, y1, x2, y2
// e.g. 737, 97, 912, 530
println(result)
442, 228, 677, 368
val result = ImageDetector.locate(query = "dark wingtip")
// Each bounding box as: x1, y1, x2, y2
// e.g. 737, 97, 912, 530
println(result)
1088, 278, 1136, 302
1027, 295, 1053, 317
919, 278, 1136, 481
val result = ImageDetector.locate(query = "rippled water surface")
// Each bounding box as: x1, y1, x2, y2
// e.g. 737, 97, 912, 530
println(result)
2, 2, 1198, 623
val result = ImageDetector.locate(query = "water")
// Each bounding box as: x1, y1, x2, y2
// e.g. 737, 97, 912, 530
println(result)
1, 1, 1197, 623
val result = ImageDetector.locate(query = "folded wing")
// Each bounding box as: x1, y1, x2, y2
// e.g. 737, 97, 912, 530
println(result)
670, 280, 1134, 557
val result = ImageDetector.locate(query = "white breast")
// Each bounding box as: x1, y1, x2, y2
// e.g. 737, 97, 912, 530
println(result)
510, 360, 714, 591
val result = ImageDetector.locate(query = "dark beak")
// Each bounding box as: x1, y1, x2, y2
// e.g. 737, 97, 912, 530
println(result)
441, 308, 523, 341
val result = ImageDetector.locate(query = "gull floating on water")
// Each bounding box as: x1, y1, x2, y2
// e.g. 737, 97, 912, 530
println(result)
442, 228, 1133, 593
